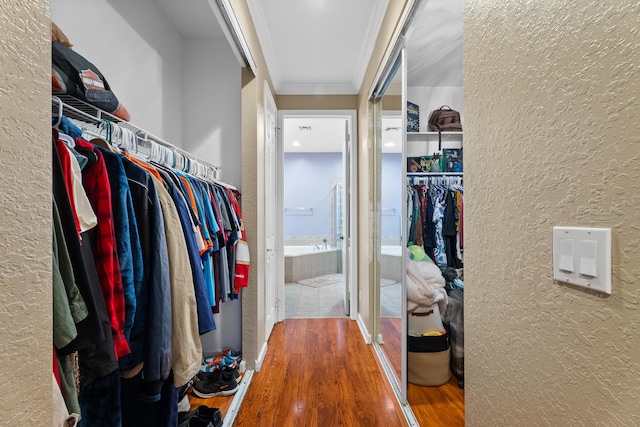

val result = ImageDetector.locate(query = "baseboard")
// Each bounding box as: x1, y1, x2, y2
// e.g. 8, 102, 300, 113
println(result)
222, 369, 254, 427
254, 341, 268, 372
357, 313, 372, 344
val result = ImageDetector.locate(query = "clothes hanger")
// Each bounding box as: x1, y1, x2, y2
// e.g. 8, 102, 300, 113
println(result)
90, 119, 120, 154
57, 132, 76, 149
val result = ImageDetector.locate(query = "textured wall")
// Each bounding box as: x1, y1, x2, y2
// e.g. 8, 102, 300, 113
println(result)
465, 1, 640, 425
0, 0, 52, 425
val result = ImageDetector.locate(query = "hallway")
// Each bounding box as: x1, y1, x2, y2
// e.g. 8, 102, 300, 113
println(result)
233, 319, 407, 426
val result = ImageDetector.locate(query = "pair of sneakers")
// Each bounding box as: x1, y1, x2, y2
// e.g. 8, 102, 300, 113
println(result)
178, 405, 222, 427
192, 366, 240, 398
200, 349, 241, 373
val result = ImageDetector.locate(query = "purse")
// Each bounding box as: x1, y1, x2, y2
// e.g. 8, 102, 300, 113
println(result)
428, 106, 462, 150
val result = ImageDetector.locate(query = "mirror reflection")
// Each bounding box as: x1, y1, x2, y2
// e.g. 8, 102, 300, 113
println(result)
377, 54, 404, 384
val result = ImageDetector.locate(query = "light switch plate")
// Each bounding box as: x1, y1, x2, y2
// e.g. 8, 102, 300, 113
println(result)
552, 227, 611, 294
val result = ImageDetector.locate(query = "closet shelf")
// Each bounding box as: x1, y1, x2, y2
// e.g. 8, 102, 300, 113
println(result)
407, 172, 463, 176
407, 131, 463, 136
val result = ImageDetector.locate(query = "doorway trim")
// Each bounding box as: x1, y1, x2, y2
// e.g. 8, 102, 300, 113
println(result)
277, 110, 358, 321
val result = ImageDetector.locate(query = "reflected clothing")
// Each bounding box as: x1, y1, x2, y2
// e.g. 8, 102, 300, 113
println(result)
430, 186, 447, 267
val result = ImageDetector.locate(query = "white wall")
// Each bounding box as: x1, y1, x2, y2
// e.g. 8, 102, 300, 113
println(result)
52, 0, 244, 357
182, 37, 243, 189
51, 0, 184, 143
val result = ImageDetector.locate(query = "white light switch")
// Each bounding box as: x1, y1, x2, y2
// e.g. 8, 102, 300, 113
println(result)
559, 239, 574, 272
553, 227, 611, 295
578, 240, 598, 277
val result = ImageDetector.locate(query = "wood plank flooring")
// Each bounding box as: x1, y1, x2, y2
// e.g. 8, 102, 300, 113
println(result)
234, 318, 407, 427
381, 317, 465, 426
190, 318, 464, 426
380, 317, 403, 380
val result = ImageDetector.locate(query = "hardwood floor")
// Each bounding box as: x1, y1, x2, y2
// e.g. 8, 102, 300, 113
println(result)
190, 318, 464, 426
380, 317, 403, 380
380, 317, 465, 426
233, 318, 407, 426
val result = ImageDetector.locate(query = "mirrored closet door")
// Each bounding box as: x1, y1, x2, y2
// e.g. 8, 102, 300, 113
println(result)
373, 47, 406, 401
372, 0, 465, 424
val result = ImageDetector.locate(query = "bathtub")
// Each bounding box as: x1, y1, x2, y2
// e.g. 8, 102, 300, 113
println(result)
284, 245, 335, 256
381, 245, 402, 257
284, 246, 339, 282
380, 245, 402, 282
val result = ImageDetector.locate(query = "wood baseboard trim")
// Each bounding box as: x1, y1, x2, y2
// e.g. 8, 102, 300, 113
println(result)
357, 313, 372, 344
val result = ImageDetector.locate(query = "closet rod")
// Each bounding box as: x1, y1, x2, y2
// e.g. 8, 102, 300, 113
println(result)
52, 95, 230, 188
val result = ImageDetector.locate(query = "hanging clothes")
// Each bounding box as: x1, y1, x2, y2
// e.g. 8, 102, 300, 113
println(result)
408, 177, 464, 269
52, 108, 248, 425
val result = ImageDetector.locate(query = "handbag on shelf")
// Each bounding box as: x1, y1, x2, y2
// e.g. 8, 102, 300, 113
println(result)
428, 106, 462, 150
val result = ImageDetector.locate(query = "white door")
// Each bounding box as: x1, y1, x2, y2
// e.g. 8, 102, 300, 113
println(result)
264, 83, 278, 339
342, 120, 351, 315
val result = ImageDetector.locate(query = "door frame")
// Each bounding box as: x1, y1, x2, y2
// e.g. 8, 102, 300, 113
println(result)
276, 110, 358, 321
264, 82, 279, 339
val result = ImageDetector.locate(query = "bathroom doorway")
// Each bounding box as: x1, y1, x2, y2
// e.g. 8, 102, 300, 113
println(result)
278, 111, 357, 319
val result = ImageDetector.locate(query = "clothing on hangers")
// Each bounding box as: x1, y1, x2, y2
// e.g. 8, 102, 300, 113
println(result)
51, 107, 247, 423
408, 177, 464, 268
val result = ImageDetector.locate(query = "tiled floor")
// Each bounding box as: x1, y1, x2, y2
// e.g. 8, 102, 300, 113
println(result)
381, 281, 402, 318
285, 279, 347, 318
285, 274, 402, 319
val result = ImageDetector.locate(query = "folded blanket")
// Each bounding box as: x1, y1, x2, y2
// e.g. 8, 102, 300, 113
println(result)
405, 249, 447, 314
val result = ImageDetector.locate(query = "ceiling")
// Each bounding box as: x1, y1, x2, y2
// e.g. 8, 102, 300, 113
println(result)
247, 0, 389, 95
154, 0, 462, 151
155, 0, 226, 38
283, 115, 402, 153
154, 0, 463, 93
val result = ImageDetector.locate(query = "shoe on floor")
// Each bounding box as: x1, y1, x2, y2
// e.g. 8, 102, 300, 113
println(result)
197, 366, 240, 383
178, 405, 222, 427
192, 377, 238, 399
178, 416, 214, 427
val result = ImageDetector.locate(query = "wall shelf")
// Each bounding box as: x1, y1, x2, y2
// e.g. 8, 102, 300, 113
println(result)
407, 172, 463, 176
407, 131, 463, 136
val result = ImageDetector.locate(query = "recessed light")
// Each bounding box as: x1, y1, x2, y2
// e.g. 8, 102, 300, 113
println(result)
292, 141, 301, 147
384, 142, 396, 147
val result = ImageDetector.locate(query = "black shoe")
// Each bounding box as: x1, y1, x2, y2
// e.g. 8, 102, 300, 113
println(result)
196, 366, 240, 383
196, 406, 222, 427
192, 377, 238, 398
178, 378, 195, 400
181, 417, 214, 427
178, 406, 222, 427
